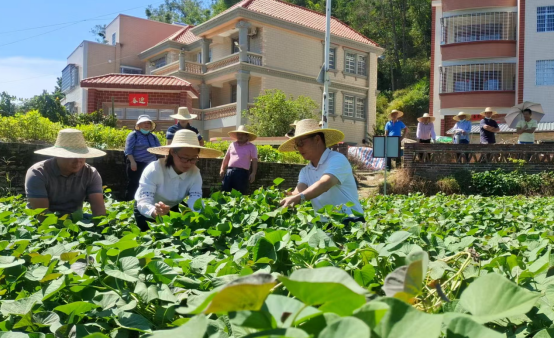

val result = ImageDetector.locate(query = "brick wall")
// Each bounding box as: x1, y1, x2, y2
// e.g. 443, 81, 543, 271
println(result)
404, 143, 554, 180
87, 89, 191, 113
0, 142, 303, 201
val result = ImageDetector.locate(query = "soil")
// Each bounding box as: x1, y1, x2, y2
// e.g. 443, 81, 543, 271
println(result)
356, 170, 386, 198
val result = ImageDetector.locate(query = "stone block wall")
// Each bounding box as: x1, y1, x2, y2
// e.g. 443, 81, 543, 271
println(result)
0, 142, 303, 200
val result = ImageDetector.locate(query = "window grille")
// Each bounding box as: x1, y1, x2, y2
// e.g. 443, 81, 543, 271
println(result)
151, 56, 167, 69
538, 6, 554, 32
345, 53, 356, 74
356, 98, 365, 119
357, 56, 367, 76
537, 60, 554, 86
343, 95, 354, 117
328, 92, 335, 115
329, 48, 336, 69
61, 64, 78, 92
439, 63, 516, 93
440, 12, 517, 44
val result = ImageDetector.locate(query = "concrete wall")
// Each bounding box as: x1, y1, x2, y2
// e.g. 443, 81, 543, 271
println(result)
524, 0, 554, 121
87, 43, 117, 78
0, 142, 303, 200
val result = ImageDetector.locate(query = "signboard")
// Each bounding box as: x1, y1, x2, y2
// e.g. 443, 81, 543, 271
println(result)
129, 94, 148, 106
373, 136, 400, 159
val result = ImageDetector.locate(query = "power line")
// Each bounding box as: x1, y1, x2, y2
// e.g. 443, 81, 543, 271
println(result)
0, 20, 109, 35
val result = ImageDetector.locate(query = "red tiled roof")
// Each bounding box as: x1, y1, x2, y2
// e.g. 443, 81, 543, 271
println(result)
80, 74, 198, 94
165, 25, 201, 44
211, 0, 379, 47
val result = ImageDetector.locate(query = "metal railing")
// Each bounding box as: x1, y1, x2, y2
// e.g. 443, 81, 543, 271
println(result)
439, 63, 516, 93
441, 12, 517, 45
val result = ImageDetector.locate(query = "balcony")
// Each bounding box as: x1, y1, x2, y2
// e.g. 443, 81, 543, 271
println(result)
150, 52, 263, 76
441, 12, 517, 45
442, 0, 517, 12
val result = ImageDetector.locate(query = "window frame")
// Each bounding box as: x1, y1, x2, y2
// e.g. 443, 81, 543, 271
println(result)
120, 65, 143, 74
537, 6, 554, 32
342, 93, 367, 120
537, 60, 554, 86
329, 47, 336, 70
343, 95, 355, 118
230, 84, 237, 103
344, 50, 368, 76
111, 33, 116, 46
355, 97, 365, 119
151, 55, 167, 69
328, 92, 335, 115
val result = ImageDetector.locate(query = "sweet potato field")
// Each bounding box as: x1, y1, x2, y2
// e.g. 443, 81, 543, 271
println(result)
0, 180, 553, 338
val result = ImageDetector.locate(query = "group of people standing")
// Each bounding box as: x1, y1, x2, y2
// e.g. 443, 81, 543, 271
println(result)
24, 108, 364, 230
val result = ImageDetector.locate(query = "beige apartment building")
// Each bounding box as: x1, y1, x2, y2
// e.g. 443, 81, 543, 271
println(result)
64, 0, 383, 144
431, 0, 554, 140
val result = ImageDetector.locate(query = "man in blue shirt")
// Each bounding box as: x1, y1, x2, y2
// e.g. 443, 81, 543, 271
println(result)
479, 107, 500, 144
384, 110, 409, 170
166, 107, 204, 146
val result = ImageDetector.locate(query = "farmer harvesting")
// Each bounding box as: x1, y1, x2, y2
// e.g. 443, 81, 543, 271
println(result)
25, 129, 106, 219
124, 115, 161, 201
220, 125, 258, 195
278, 119, 364, 226
166, 107, 204, 146
480, 107, 500, 144
384, 109, 409, 170
134, 129, 222, 231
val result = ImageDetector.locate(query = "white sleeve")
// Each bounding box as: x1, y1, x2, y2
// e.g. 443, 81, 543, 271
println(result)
135, 162, 159, 218
187, 170, 203, 212
323, 153, 351, 185
298, 167, 309, 186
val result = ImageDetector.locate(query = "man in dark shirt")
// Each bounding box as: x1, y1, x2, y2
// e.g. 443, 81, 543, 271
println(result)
479, 107, 500, 144
166, 107, 204, 146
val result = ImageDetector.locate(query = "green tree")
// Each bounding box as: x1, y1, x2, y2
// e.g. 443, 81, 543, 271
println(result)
146, 0, 211, 25
18, 91, 68, 123
90, 24, 107, 43
0, 92, 17, 117
380, 78, 429, 127
245, 89, 319, 137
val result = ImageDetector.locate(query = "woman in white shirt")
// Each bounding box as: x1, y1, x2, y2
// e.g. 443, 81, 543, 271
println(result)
134, 129, 222, 231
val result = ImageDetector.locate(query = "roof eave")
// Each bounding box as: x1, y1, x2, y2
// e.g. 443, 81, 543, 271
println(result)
139, 41, 186, 60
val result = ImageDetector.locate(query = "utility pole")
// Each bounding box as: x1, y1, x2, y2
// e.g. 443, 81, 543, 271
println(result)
321, 0, 332, 129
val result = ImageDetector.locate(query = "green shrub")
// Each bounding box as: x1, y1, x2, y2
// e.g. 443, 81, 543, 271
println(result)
66, 109, 117, 128
470, 169, 554, 196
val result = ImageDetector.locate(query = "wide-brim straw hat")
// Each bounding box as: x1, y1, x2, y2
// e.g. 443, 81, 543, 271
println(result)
417, 113, 435, 122
278, 119, 344, 153
290, 120, 298, 127
453, 112, 472, 121
147, 129, 222, 158
388, 109, 404, 119
35, 129, 106, 158
480, 107, 498, 116
229, 125, 257, 141
169, 107, 197, 121
135, 115, 156, 131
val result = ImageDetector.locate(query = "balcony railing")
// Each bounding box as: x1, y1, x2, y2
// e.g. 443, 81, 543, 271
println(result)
150, 52, 264, 76
441, 12, 517, 45
439, 63, 516, 94
206, 54, 240, 72
203, 103, 238, 120
184, 61, 202, 74
151, 62, 179, 76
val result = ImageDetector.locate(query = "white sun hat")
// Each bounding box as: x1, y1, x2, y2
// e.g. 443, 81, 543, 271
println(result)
34, 129, 106, 158
135, 115, 156, 131
417, 113, 435, 123
278, 119, 344, 153
169, 107, 197, 120
147, 129, 222, 158
228, 125, 258, 141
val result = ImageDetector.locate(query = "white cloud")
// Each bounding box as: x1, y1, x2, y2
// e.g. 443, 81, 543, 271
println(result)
0, 57, 66, 100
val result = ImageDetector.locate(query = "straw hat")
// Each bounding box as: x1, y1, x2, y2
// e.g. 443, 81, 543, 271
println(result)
278, 119, 344, 152
169, 107, 197, 121
417, 113, 435, 123
228, 125, 258, 141
135, 115, 156, 131
290, 120, 299, 127
480, 107, 498, 116
318, 120, 324, 127
453, 112, 471, 121
34, 129, 106, 158
388, 109, 404, 119
147, 129, 222, 158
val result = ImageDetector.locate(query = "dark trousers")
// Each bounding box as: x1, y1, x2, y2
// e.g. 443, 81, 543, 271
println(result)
222, 168, 249, 195
133, 202, 182, 231
419, 139, 431, 143
342, 216, 366, 227
125, 161, 149, 201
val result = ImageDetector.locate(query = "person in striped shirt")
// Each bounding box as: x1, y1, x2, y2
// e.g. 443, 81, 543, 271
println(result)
416, 113, 436, 143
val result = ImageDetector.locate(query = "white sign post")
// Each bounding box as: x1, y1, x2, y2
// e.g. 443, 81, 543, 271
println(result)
373, 136, 401, 195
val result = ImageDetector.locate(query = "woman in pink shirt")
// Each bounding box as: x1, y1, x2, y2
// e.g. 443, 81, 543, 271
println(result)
220, 125, 258, 194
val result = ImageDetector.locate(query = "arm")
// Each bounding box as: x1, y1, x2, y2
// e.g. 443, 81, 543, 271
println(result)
249, 145, 258, 183
416, 124, 422, 140
431, 126, 437, 140
187, 171, 203, 212
25, 167, 51, 214
135, 164, 158, 218
27, 198, 50, 212
88, 193, 106, 216
402, 127, 409, 140
220, 146, 231, 178
280, 174, 339, 207
125, 133, 138, 170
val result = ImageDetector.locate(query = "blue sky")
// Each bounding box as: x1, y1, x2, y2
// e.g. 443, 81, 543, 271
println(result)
0, 0, 208, 99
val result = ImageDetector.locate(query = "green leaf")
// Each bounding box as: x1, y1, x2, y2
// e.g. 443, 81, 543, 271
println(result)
105, 257, 140, 282
375, 297, 443, 338
264, 295, 321, 327
534, 328, 554, 338
353, 301, 390, 329
71, 259, 88, 278
54, 301, 97, 316
253, 238, 276, 263
31, 312, 60, 327
444, 315, 505, 338
42, 277, 65, 301
0, 296, 40, 316
428, 260, 453, 280
386, 231, 412, 248
273, 178, 285, 186
278, 267, 367, 316
115, 312, 152, 333
147, 261, 178, 284
243, 328, 309, 338
0, 257, 24, 268
382, 251, 429, 303
319, 317, 371, 338
146, 314, 207, 338
459, 273, 541, 323
0, 332, 29, 338
353, 265, 376, 287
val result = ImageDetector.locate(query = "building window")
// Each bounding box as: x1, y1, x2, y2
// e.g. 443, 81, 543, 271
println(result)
356, 98, 365, 119
357, 55, 367, 76
151, 56, 167, 69
537, 60, 554, 86
111, 33, 116, 46
345, 53, 356, 74
328, 92, 335, 115
159, 109, 176, 120
439, 63, 516, 93
61, 64, 79, 92
231, 84, 237, 103
120, 66, 142, 74
329, 48, 336, 69
343, 95, 354, 117
440, 12, 517, 44
538, 6, 554, 32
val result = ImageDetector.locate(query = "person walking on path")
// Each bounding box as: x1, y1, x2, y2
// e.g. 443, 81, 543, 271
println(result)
220, 125, 258, 195
416, 113, 436, 143
25, 129, 106, 220
384, 110, 409, 170
166, 107, 204, 146
452, 112, 472, 144
516, 108, 538, 144
480, 107, 500, 144
134, 129, 222, 231
124, 115, 161, 201
278, 119, 364, 226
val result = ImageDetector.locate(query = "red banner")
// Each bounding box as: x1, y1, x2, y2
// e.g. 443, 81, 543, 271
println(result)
129, 94, 148, 106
